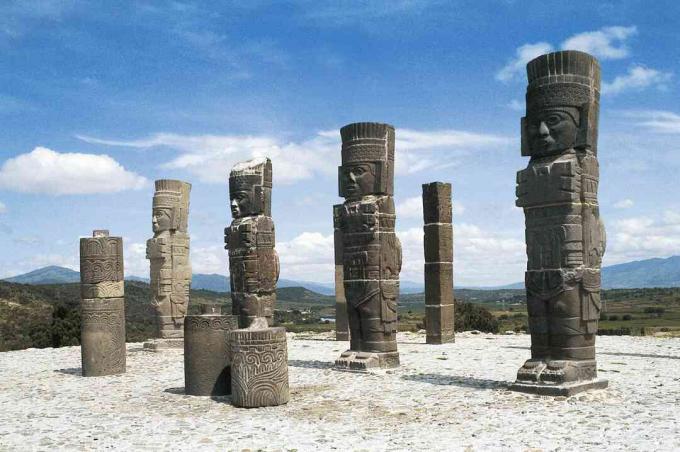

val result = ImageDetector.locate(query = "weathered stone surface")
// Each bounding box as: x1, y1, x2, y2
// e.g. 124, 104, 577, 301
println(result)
513, 50, 607, 393
229, 327, 289, 408
184, 304, 238, 396
79, 231, 126, 376
146, 179, 192, 341
333, 204, 349, 341
422, 182, 455, 345
335, 122, 401, 369
225, 158, 279, 329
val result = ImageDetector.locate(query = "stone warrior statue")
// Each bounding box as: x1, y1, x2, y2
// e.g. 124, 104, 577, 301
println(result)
511, 50, 607, 396
335, 122, 402, 370
225, 157, 288, 407
79, 230, 126, 376
146, 179, 192, 348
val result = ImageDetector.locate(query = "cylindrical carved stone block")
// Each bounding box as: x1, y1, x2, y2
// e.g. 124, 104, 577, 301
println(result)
80, 231, 126, 377
422, 182, 455, 344
184, 304, 238, 396
229, 327, 289, 408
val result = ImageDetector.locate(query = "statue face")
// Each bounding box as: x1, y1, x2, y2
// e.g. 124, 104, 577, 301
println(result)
527, 108, 579, 156
152, 207, 173, 232
230, 190, 253, 218
341, 163, 376, 198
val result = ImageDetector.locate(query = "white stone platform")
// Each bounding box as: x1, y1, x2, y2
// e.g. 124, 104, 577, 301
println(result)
1, 332, 679, 451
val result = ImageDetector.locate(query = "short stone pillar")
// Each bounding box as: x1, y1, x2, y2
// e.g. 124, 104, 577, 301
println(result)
229, 327, 290, 408
333, 204, 349, 341
184, 304, 238, 396
79, 230, 126, 377
422, 182, 455, 344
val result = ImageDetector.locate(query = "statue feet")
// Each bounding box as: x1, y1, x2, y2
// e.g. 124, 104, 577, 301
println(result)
335, 350, 399, 371
510, 359, 607, 396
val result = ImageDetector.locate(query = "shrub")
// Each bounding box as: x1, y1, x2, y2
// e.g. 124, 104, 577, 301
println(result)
454, 301, 499, 333
622, 314, 633, 321
608, 315, 619, 321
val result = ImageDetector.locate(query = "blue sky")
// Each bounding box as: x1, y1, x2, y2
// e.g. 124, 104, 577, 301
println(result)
0, 0, 679, 285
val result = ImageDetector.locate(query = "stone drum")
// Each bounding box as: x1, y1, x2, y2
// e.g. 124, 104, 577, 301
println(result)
184, 304, 238, 396
335, 122, 402, 370
422, 182, 455, 344
79, 230, 126, 377
511, 50, 608, 396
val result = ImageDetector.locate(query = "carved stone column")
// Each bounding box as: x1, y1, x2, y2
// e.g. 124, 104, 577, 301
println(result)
226, 157, 289, 407
510, 50, 608, 396
184, 304, 238, 396
335, 122, 402, 370
422, 182, 455, 344
79, 230, 126, 376
333, 204, 349, 341
144, 179, 192, 351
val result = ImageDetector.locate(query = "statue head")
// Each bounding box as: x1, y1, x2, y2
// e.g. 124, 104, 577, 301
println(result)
152, 180, 191, 233
229, 157, 272, 218
522, 50, 600, 158
338, 122, 395, 200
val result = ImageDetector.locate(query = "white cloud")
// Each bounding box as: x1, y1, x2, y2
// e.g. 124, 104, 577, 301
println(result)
601, 65, 672, 95
605, 210, 680, 265
614, 199, 634, 209
496, 42, 554, 82
0, 147, 148, 195
621, 110, 680, 134
78, 128, 509, 183
507, 99, 524, 112
0, 201, 6, 214
561, 26, 637, 59
277, 232, 335, 282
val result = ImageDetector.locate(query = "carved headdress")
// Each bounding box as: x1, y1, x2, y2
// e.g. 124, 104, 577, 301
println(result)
339, 122, 395, 197
229, 157, 272, 216
152, 179, 191, 232
523, 50, 601, 155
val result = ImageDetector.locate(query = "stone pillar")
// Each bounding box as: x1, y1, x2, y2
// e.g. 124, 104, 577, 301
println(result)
226, 157, 288, 407
333, 204, 349, 341
145, 179, 192, 351
229, 327, 290, 408
510, 50, 608, 396
335, 122, 401, 370
184, 304, 238, 396
422, 182, 455, 344
79, 230, 126, 377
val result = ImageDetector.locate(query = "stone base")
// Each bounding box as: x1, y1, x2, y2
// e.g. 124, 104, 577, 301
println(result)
143, 339, 184, 352
335, 331, 349, 341
335, 350, 400, 370
509, 379, 608, 397
426, 333, 455, 345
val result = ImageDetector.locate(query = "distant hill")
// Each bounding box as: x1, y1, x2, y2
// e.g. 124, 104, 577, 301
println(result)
603, 256, 680, 289
3, 266, 80, 284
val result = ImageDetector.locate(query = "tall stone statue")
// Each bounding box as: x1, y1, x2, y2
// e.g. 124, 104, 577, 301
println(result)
422, 182, 455, 344
145, 179, 192, 350
511, 50, 607, 396
225, 157, 289, 407
333, 204, 350, 341
335, 122, 402, 370
79, 230, 126, 376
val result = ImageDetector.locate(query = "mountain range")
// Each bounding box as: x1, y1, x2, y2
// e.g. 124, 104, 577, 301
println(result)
4, 255, 680, 291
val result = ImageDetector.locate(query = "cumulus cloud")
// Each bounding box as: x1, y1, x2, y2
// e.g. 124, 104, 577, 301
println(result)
561, 26, 637, 59
614, 199, 635, 209
496, 42, 554, 82
602, 65, 672, 95
621, 110, 680, 134
78, 128, 509, 183
0, 147, 148, 195
605, 211, 680, 265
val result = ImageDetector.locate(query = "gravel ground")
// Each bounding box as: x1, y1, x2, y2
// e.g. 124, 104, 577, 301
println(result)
1, 331, 679, 451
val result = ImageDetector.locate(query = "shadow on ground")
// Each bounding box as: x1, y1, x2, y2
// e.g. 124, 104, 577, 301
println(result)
288, 359, 335, 369
401, 373, 509, 390
503, 345, 680, 360
55, 368, 81, 375
164, 387, 185, 395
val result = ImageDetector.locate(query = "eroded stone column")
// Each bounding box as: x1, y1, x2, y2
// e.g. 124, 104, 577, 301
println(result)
145, 179, 192, 351
226, 157, 289, 407
333, 204, 349, 341
423, 182, 455, 344
335, 122, 401, 370
184, 304, 238, 396
510, 50, 608, 396
79, 230, 126, 376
